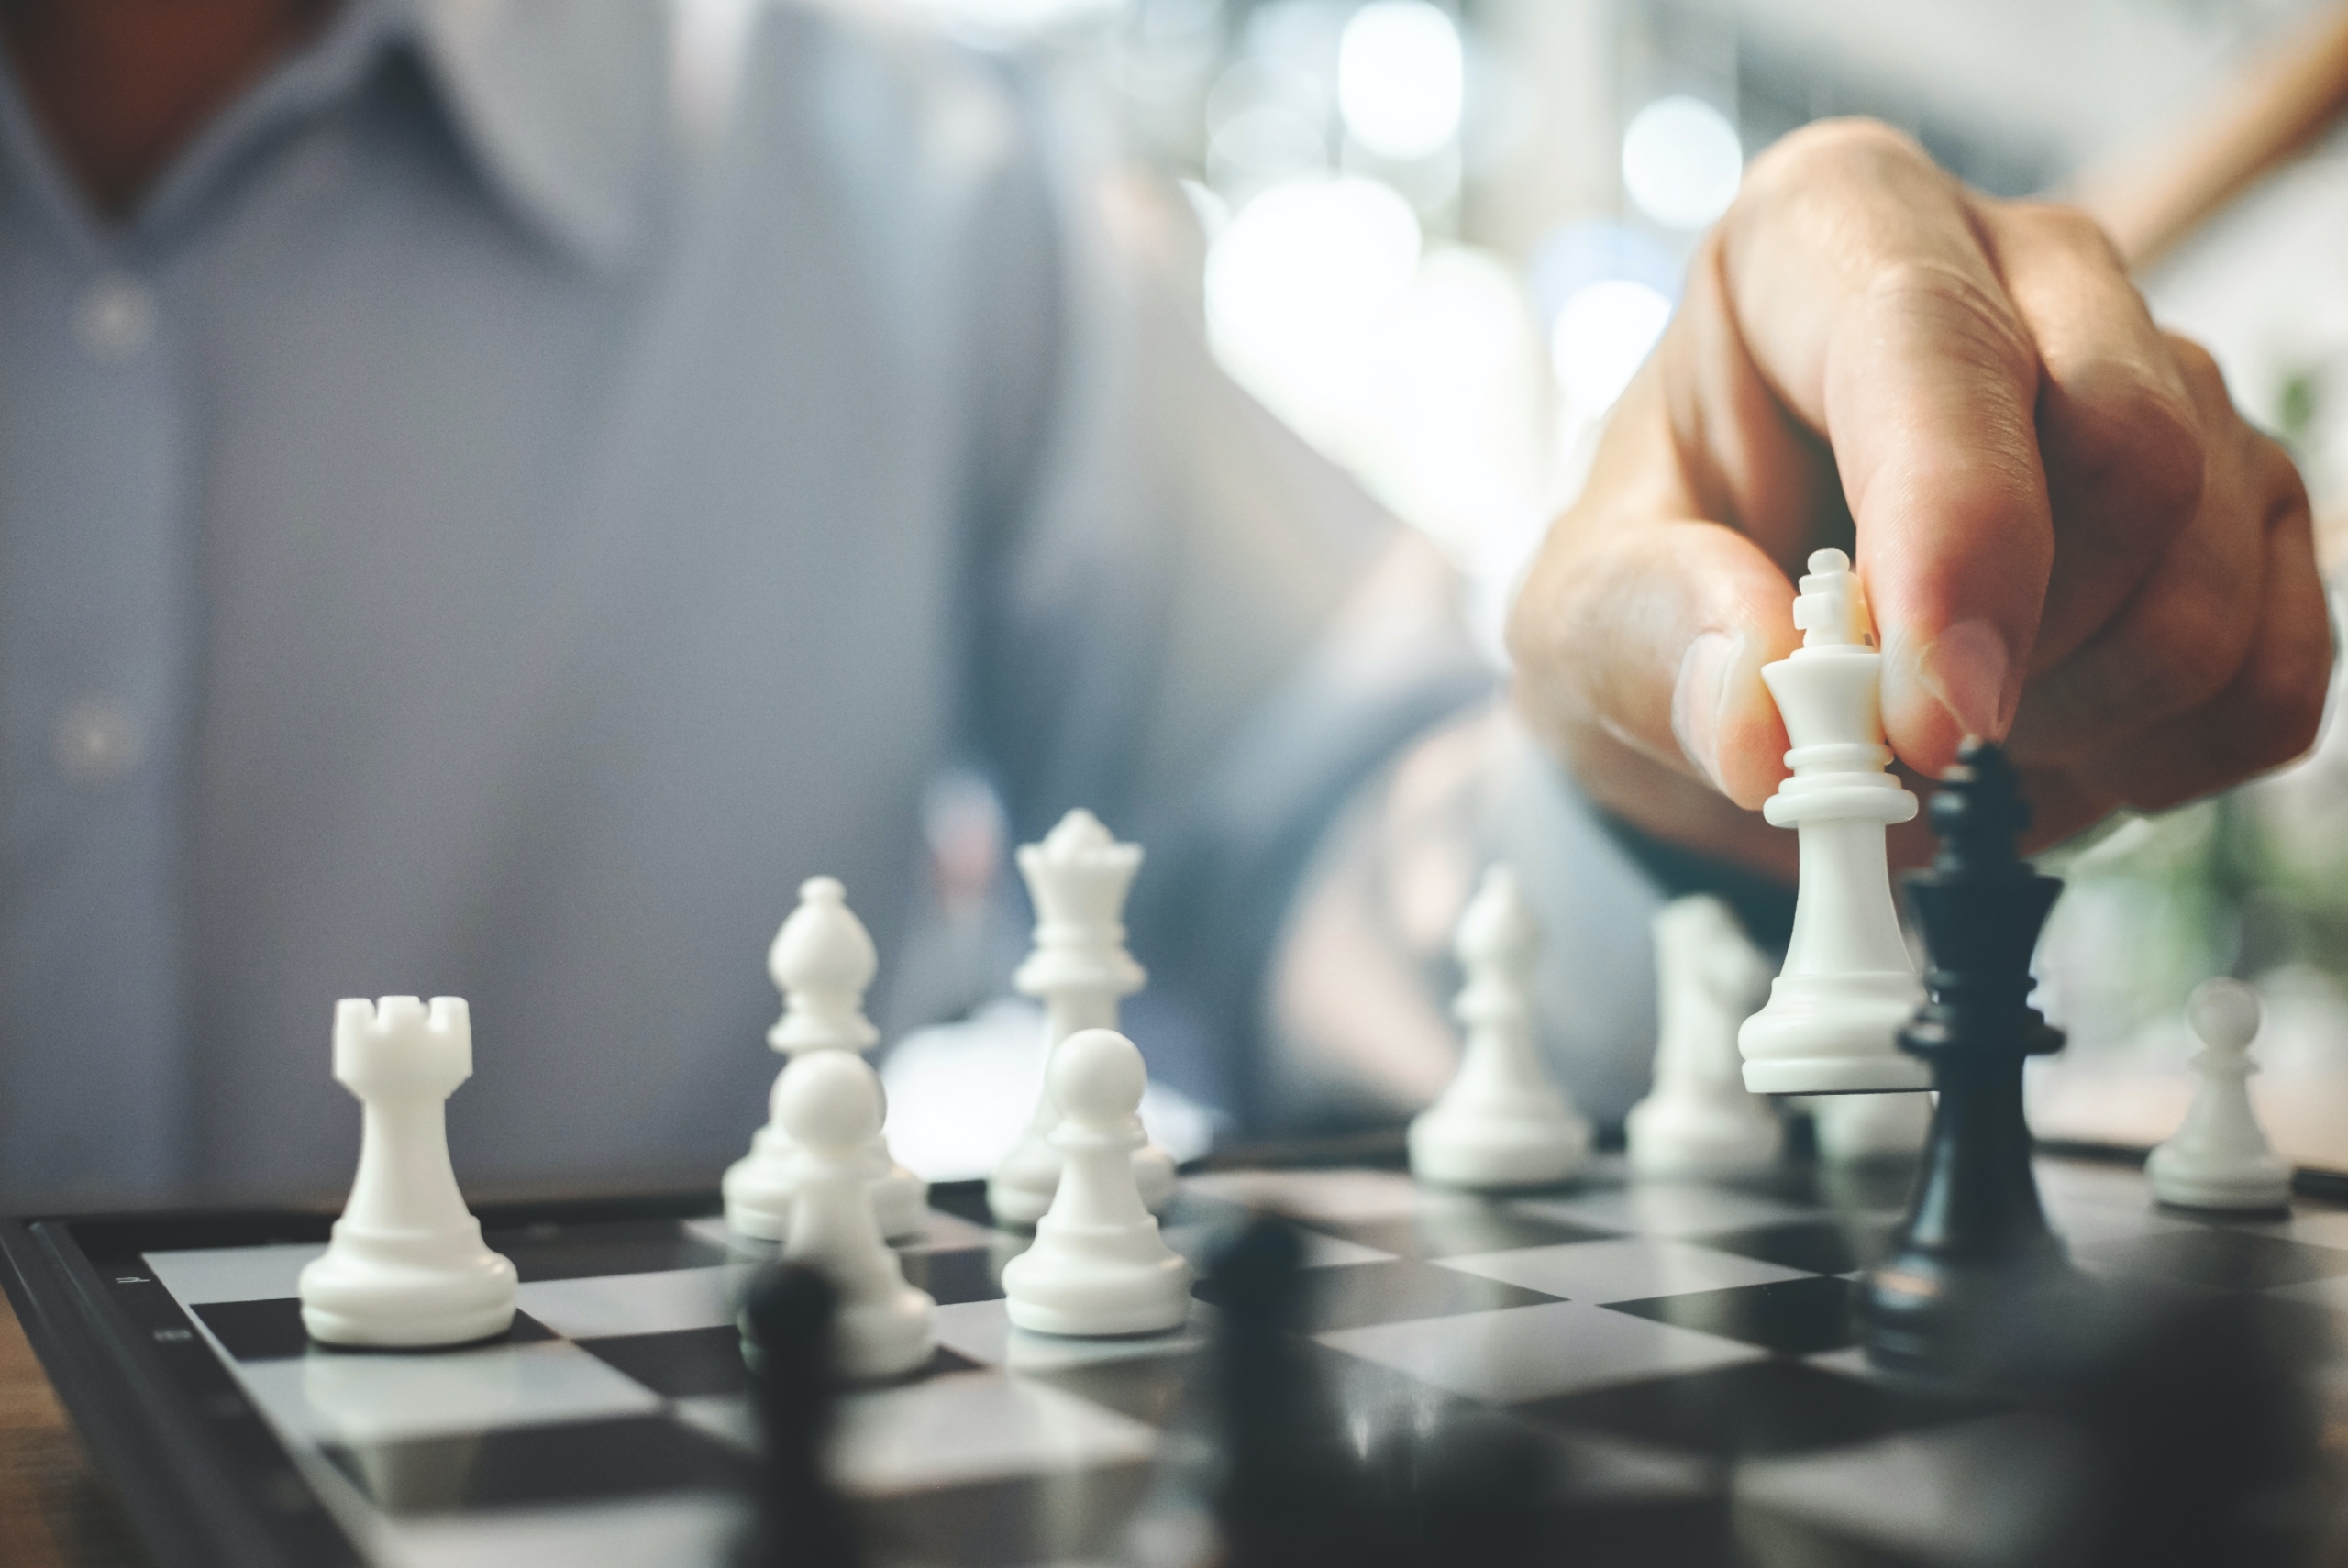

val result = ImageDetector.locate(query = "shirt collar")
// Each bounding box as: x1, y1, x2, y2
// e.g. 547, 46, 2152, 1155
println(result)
404, 0, 682, 270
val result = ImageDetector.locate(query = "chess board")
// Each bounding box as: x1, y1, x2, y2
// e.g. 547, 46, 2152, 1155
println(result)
6, 1153, 2348, 1568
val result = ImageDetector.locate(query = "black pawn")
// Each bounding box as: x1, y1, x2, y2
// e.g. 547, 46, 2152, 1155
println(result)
738, 1263, 860, 1568
1861, 742, 2082, 1377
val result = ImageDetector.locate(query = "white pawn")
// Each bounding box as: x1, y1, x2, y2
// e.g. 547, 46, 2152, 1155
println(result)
990, 810, 1176, 1229
776, 1051, 938, 1378
1408, 865, 1591, 1189
1811, 1093, 1933, 1162
1002, 1030, 1192, 1336
299, 998, 517, 1348
2147, 977, 2293, 1213
725, 877, 925, 1242
1627, 896, 1782, 1178
1739, 549, 1931, 1096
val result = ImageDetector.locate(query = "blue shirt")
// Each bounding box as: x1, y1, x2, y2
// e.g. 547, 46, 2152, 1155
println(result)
0, 0, 1490, 1209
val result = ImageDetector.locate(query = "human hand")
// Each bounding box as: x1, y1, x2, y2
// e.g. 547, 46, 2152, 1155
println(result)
1508, 119, 2331, 878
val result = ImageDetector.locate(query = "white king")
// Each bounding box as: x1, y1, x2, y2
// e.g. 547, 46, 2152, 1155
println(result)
989, 810, 1176, 1227
1737, 549, 1931, 1096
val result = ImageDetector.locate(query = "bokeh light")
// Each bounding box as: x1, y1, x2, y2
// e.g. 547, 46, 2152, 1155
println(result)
1206, 175, 1423, 378
1621, 94, 1743, 230
1336, 1, 1465, 160
1550, 279, 1674, 416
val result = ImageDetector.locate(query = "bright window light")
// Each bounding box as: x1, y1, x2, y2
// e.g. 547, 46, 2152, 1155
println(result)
1551, 279, 1673, 415
1336, 1, 1464, 160
1621, 95, 1742, 230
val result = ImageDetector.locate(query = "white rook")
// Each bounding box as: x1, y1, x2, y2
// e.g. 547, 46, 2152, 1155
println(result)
1739, 549, 1931, 1096
299, 997, 518, 1348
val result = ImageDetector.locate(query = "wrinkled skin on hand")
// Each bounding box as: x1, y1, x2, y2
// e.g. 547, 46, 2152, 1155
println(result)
1509, 119, 2332, 881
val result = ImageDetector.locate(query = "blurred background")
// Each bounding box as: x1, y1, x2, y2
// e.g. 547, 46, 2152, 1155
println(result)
874, 0, 2348, 1173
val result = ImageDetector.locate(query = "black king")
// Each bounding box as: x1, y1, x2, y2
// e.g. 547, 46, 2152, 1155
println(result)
1861, 741, 2080, 1375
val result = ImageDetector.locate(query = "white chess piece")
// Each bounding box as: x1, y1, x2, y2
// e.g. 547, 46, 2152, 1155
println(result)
989, 811, 1176, 1228
1408, 865, 1591, 1188
1738, 549, 1931, 1096
2147, 977, 2293, 1212
725, 877, 926, 1241
299, 998, 518, 1347
776, 1051, 938, 1378
1626, 896, 1782, 1178
1810, 1093, 1933, 1162
1002, 1029, 1192, 1336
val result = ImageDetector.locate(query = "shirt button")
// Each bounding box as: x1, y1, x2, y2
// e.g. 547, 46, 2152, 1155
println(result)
72, 275, 158, 362
54, 697, 146, 782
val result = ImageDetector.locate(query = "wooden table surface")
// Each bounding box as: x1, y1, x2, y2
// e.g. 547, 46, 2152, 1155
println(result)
0, 1291, 146, 1568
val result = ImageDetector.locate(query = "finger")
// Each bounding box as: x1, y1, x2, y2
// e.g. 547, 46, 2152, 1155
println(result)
2075, 488, 2331, 811
1719, 120, 2053, 776
1973, 205, 2204, 671
2010, 379, 2282, 763
1510, 491, 1798, 812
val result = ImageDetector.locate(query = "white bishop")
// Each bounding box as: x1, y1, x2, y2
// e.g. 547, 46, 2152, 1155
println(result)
725, 877, 925, 1240
1408, 864, 1590, 1189
989, 810, 1176, 1228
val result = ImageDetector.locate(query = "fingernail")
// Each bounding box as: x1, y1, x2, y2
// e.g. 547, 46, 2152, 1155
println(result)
1916, 619, 2011, 741
1672, 631, 1736, 793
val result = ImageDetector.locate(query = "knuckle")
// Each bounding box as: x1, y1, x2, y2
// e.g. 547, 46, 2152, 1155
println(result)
2055, 370, 2206, 533
1745, 117, 1933, 196
2163, 333, 2231, 409
2001, 202, 2127, 270
2119, 577, 2249, 715
1860, 259, 2037, 384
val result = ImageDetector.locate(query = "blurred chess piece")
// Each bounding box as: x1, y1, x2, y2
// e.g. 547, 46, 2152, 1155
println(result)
1811, 1092, 1933, 1163
2146, 977, 2293, 1214
1739, 550, 1930, 1096
1409, 864, 1590, 1189
990, 811, 1176, 1227
738, 1264, 862, 1568
726, 877, 926, 1241
1626, 896, 1782, 1178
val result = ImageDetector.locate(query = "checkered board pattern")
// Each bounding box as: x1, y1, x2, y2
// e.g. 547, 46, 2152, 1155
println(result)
31, 1154, 2348, 1568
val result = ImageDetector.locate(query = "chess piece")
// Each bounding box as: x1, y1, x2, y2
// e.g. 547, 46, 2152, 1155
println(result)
2146, 977, 2292, 1213
739, 1264, 862, 1568
777, 1050, 936, 1380
1811, 1092, 1933, 1163
725, 877, 926, 1241
1409, 865, 1591, 1189
1002, 1029, 1192, 1336
1862, 743, 2080, 1377
299, 998, 518, 1347
989, 810, 1176, 1228
1739, 549, 1932, 1095
1626, 895, 1782, 1178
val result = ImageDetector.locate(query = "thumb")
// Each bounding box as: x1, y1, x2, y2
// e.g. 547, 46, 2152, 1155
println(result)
1512, 513, 1798, 810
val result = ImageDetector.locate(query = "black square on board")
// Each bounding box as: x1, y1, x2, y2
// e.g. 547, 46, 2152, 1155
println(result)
1024, 1350, 1201, 1427
577, 1326, 748, 1398
1517, 1360, 1988, 1459
324, 1413, 748, 1515
2074, 1230, 2348, 1292
193, 1298, 554, 1363
1687, 1219, 1896, 1276
1304, 1209, 1619, 1261
901, 1245, 1005, 1306
1603, 1276, 1859, 1356
481, 1219, 732, 1282
1192, 1257, 1559, 1334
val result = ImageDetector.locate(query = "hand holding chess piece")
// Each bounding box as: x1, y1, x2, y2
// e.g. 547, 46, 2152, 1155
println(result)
2146, 977, 2292, 1214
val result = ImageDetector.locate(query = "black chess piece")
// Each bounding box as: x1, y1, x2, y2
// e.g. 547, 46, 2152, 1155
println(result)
1860, 742, 2084, 1377
738, 1263, 861, 1568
